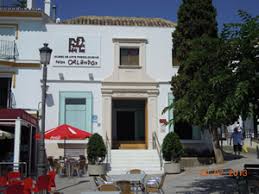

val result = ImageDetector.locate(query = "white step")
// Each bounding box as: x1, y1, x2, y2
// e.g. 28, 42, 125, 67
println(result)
108, 149, 163, 175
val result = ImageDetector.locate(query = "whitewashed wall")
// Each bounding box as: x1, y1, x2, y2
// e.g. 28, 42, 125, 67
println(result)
1, 20, 178, 142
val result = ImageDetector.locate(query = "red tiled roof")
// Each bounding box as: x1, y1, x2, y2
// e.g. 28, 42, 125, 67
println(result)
62, 16, 176, 28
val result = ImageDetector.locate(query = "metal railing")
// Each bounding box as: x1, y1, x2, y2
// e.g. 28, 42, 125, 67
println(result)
0, 40, 18, 60
152, 132, 163, 170
105, 133, 111, 171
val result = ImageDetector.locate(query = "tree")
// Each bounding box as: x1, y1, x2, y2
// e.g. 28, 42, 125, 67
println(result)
14, 0, 27, 8
168, 36, 231, 163
222, 11, 259, 137
167, 0, 225, 162
166, 10, 259, 163
172, 0, 217, 69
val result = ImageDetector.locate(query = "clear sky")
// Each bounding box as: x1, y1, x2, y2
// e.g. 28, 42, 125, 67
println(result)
34, 0, 258, 30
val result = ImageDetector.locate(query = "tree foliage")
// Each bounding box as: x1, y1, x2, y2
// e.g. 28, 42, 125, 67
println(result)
161, 132, 183, 162
172, 0, 218, 66
87, 133, 107, 165
14, 0, 27, 8
222, 10, 259, 121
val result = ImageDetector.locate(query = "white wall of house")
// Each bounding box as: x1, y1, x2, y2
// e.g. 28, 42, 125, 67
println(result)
4, 22, 177, 144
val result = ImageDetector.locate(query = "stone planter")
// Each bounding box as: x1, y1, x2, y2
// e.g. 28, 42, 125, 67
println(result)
164, 161, 181, 174
88, 164, 106, 176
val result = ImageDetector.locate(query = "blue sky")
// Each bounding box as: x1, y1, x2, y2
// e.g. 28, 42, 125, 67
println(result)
34, 0, 259, 30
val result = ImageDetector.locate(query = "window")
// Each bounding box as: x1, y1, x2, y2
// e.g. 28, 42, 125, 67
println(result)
120, 48, 139, 66
0, 78, 12, 108
65, 98, 86, 105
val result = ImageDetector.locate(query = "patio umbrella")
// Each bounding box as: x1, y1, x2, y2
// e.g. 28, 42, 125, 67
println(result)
0, 130, 14, 140
45, 124, 92, 158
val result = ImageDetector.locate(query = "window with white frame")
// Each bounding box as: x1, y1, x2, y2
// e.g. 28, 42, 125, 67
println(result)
113, 38, 147, 69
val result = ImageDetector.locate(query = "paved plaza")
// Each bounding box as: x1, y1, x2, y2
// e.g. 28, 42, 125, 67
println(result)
54, 152, 258, 194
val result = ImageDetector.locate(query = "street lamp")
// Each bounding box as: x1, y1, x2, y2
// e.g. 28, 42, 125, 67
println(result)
38, 43, 52, 176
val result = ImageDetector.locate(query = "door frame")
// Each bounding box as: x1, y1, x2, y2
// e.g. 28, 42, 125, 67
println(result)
59, 91, 92, 132
111, 98, 147, 149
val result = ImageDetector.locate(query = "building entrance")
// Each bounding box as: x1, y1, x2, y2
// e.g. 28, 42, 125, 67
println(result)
112, 99, 146, 149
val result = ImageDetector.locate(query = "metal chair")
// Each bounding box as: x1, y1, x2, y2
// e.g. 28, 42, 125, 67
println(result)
116, 180, 134, 194
127, 169, 145, 174
98, 183, 120, 191
144, 174, 166, 194
126, 169, 145, 191
94, 176, 106, 187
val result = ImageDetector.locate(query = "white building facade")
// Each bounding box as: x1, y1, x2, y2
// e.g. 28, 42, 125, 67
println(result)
0, 1, 223, 173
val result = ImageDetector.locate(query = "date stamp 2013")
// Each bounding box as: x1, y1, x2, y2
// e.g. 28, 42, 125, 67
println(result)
200, 169, 247, 176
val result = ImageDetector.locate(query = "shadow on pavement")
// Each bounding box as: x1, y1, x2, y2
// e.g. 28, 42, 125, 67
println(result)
55, 179, 90, 192
223, 150, 245, 161
174, 176, 238, 194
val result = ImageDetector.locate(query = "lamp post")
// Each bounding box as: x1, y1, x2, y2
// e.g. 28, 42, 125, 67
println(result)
38, 43, 52, 176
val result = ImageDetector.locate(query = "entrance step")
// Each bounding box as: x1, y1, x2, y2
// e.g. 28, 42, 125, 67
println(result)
108, 149, 163, 175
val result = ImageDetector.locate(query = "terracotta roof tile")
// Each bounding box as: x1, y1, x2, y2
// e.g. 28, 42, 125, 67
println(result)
62, 16, 176, 28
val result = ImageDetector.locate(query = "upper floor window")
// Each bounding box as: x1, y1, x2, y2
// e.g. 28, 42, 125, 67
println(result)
113, 38, 147, 69
120, 47, 139, 66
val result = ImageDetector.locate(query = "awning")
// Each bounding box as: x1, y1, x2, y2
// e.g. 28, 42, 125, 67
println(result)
0, 109, 38, 126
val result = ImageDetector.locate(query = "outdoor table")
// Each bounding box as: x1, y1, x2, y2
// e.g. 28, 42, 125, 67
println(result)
81, 192, 120, 194
110, 174, 146, 194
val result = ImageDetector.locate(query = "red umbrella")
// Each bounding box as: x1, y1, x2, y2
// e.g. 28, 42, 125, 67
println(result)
45, 124, 92, 158
45, 124, 92, 140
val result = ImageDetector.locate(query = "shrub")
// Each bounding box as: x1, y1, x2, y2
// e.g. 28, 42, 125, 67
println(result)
162, 132, 183, 162
87, 133, 107, 164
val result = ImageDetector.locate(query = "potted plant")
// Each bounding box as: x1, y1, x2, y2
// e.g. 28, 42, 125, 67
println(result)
162, 132, 183, 174
87, 133, 107, 175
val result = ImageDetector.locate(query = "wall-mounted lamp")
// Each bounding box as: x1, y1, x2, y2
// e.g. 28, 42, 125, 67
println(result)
89, 73, 94, 81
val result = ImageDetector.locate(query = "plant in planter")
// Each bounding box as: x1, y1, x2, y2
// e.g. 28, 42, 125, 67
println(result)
162, 132, 183, 173
87, 133, 107, 175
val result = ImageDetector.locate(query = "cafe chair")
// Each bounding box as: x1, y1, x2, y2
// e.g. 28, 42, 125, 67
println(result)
6, 184, 24, 194
126, 169, 145, 191
7, 171, 21, 183
98, 183, 120, 191
23, 177, 33, 194
127, 169, 145, 174
144, 174, 166, 194
33, 175, 50, 192
94, 176, 106, 187
0, 176, 7, 186
116, 180, 134, 194
48, 170, 57, 191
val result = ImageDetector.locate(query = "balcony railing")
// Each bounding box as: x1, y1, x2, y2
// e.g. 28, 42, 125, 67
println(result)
0, 40, 18, 60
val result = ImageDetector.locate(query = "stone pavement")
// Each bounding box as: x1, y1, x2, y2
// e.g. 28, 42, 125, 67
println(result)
54, 152, 258, 194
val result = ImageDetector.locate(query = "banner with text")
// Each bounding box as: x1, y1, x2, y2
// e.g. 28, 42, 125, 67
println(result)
51, 34, 101, 67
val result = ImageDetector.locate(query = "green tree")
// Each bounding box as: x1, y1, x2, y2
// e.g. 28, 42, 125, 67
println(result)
171, 36, 240, 163
173, 0, 217, 67
222, 11, 259, 137
168, 0, 222, 161
166, 10, 259, 163
14, 0, 27, 8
